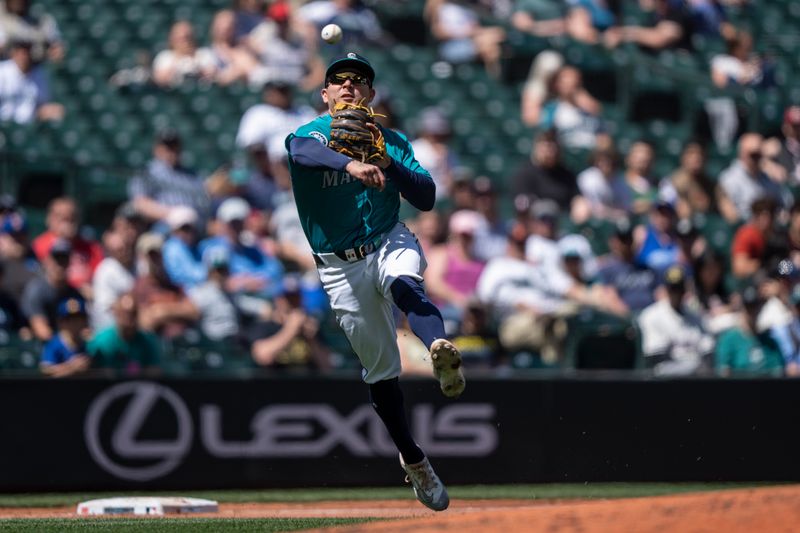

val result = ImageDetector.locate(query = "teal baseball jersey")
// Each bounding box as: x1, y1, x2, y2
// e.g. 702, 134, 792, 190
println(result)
285, 114, 432, 254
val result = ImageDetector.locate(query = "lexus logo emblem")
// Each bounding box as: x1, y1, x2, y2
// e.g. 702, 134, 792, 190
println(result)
84, 382, 192, 482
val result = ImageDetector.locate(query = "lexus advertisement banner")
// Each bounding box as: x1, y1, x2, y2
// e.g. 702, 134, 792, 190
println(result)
2, 377, 800, 491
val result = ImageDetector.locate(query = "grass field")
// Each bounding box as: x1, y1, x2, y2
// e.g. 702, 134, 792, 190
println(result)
0, 483, 775, 533
0, 482, 768, 508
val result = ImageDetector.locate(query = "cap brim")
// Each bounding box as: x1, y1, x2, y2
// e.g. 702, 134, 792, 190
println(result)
325, 58, 375, 83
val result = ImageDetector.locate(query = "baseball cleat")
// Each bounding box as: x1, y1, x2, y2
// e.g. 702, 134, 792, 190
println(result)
400, 454, 450, 511
429, 339, 465, 398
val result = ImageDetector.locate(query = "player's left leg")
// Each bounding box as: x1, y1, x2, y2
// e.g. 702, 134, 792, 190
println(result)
378, 223, 465, 398
390, 276, 465, 398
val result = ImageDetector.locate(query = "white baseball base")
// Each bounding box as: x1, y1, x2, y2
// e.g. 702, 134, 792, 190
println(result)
76, 496, 218, 516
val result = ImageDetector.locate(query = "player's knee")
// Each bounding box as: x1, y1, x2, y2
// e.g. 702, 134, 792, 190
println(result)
390, 275, 425, 307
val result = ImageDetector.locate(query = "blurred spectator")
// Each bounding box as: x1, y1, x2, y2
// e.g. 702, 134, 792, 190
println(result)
715, 286, 783, 376
200, 197, 284, 300
297, 0, 387, 53
674, 217, 708, 268
152, 21, 216, 87
424, 0, 506, 76
511, 130, 579, 212
511, 0, 566, 41
776, 106, 800, 185
603, 0, 694, 52
189, 246, 272, 343
0, 38, 63, 123
730, 198, 784, 279
406, 209, 445, 259
524, 198, 563, 271
92, 229, 136, 331
246, 0, 325, 91
564, 0, 617, 44
512, 0, 616, 44
128, 129, 211, 225
236, 80, 316, 156
189, 246, 272, 340
634, 200, 680, 274
710, 29, 773, 89
88, 292, 161, 376
0, 0, 64, 63
411, 107, 459, 201
251, 273, 331, 371
611, 139, 658, 215
423, 210, 486, 330
449, 300, 501, 369
638, 265, 714, 376
111, 201, 147, 245
269, 191, 316, 273
39, 297, 91, 378
0, 209, 39, 301
687, 0, 735, 38
719, 133, 791, 221
596, 218, 659, 314
558, 233, 600, 285
109, 50, 153, 90
539, 65, 605, 150
787, 204, 800, 268
162, 206, 206, 290
238, 143, 282, 211
0, 261, 25, 331
32, 197, 104, 297
761, 136, 787, 184
449, 170, 477, 211
659, 141, 737, 222
206, 9, 260, 86
478, 219, 621, 361
690, 250, 736, 333
21, 239, 83, 342
133, 232, 200, 339
521, 50, 564, 127
577, 145, 626, 219
233, 0, 266, 41
471, 176, 508, 262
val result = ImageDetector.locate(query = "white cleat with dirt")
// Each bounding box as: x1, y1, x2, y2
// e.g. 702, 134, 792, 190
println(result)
429, 338, 465, 398
400, 454, 450, 511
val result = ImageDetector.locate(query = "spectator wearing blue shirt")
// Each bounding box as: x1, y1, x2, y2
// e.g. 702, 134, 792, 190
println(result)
40, 297, 91, 377
200, 197, 284, 300
162, 206, 207, 290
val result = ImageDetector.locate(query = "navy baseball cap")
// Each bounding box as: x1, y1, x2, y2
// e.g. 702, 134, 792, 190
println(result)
57, 297, 87, 318
325, 52, 375, 84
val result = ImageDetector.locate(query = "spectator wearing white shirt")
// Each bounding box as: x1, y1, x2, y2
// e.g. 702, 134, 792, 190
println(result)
637, 264, 715, 376
0, 0, 64, 63
92, 230, 136, 331
576, 145, 626, 219
236, 80, 316, 153
0, 38, 63, 123
152, 21, 216, 87
719, 133, 792, 221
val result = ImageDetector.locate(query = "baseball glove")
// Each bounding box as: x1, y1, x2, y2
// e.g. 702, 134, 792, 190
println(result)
328, 99, 387, 164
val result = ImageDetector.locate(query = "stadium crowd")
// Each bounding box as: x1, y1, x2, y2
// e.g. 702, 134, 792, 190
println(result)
1, 0, 800, 378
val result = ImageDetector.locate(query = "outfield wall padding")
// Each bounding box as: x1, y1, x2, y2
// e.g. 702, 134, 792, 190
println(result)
1, 377, 797, 491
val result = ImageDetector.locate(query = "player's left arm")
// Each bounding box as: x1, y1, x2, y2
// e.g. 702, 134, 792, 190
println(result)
379, 129, 436, 211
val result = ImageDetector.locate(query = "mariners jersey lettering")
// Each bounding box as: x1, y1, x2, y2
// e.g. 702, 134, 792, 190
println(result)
286, 113, 433, 254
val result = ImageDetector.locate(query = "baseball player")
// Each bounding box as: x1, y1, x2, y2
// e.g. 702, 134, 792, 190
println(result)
284, 52, 464, 511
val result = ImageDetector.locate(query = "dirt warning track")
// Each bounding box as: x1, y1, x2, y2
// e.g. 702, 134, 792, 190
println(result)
1, 485, 798, 533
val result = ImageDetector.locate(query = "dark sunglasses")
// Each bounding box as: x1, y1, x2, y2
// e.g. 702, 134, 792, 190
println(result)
326, 72, 371, 87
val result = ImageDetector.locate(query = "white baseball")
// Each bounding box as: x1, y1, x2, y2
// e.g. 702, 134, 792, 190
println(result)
321, 24, 342, 44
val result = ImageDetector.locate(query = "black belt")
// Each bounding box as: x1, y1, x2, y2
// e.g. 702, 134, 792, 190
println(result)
313, 236, 382, 266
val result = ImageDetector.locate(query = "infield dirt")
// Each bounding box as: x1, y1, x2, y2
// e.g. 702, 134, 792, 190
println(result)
0, 485, 797, 532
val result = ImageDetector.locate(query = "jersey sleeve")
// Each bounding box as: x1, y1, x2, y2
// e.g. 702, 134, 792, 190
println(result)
390, 130, 433, 180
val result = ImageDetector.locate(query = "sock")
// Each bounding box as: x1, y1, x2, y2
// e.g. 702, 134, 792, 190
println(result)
390, 276, 446, 349
369, 378, 425, 465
